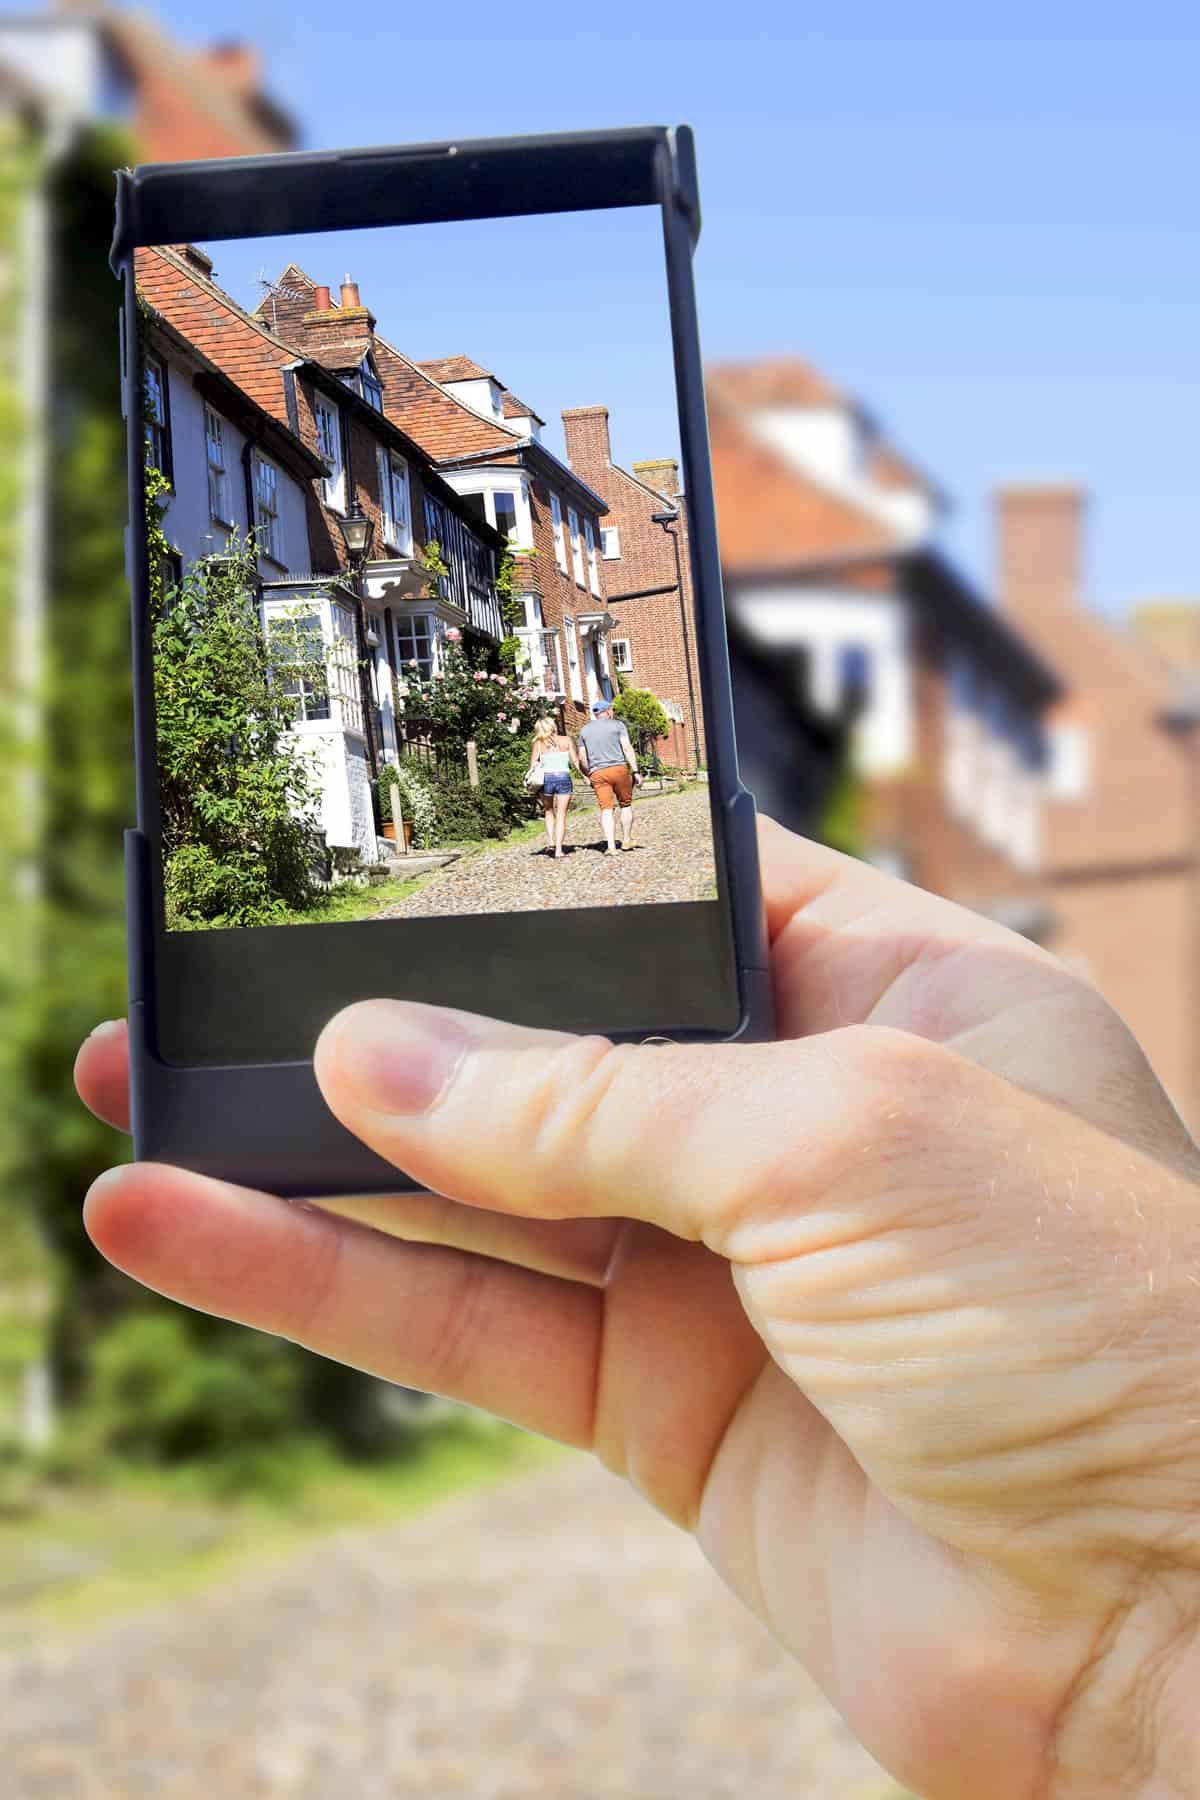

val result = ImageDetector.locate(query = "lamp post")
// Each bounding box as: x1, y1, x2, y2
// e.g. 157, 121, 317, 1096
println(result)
336, 503, 378, 777
651, 508, 701, 772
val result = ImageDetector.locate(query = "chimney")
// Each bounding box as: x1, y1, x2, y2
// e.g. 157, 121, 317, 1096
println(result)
312, 285, 331, 311
561, 405, 612, 485
995, 484, 1086, 623
340, 276, 361, 311
198, 43, 261, 99
633, 457, 681, 502
175, 243, 214, 278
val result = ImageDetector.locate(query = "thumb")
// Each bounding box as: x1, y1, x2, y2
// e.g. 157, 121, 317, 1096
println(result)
312, 1001, 974, 1248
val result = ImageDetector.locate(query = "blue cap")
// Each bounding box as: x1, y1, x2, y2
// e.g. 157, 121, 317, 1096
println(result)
591, 699, 610, 713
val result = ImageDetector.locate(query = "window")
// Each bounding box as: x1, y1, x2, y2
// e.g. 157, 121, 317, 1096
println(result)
584, 519, 600, 595
378, 447, 412, 554
144, 353, 172, 484
314, 395, 345, 512
550, 494, 567, 572
838, 644, 872, 707
568, 507, 584, 586
204, 406, 232, 523
1049, 721, 1091, 801
611, 637, 633, 673
563, 613, 583, 702
394, 611, 435, 680
492, 490, 519, 542
157, 550, 182, 609
359, 359, 383, 412
268, 610, 329, 722
601, 526, 621, 560
253, 455, 282, 563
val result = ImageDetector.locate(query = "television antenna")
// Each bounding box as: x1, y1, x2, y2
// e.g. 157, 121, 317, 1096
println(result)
255, 268, 308, 332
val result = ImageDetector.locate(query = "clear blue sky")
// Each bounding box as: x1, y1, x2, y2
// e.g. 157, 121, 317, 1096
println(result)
159, 0, 1200, 618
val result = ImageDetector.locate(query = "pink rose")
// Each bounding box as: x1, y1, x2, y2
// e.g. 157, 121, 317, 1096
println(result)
408, 659, 419, 668
473, 671, 487, 682
497, 711, 507, 722
446, 626, 461, 642
432, 672, 443, 681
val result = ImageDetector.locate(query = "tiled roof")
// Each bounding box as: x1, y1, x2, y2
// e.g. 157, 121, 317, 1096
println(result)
502, 391, 545, 425
869, 440, 944, 503
708, 357, 845, 411
417, 355, 493, 383
134, 245, 292, 422
709, 393, 899, 572
373, 339, 518, 461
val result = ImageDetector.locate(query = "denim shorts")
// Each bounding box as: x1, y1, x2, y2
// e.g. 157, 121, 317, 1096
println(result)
542, 772, 572, 797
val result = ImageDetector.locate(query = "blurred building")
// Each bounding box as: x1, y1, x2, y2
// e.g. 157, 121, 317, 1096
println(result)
995, 488, 1199, 1127
562, 406, 703, 767
709, 359, 1060, 937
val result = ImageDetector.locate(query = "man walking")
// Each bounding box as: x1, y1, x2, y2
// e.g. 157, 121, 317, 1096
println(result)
577, 698, 641, 854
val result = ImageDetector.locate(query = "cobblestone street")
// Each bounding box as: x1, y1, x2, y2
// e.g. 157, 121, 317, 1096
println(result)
0, 1456, 899, 1799
375, 785, 716, 918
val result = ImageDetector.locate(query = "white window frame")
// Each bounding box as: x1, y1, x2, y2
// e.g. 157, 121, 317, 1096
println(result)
1048, 721, 1091, 802
584, 519, 601, 596
550, 493, 567, 572
562, 612, 583, 702
393, 609, 435, 681
611, 636, 633, 673
204, 405, 232, 525
144, 352, 170, 481
491, 489, 520, 544
600, 526, 621, 560
378, 446, 413, 555
314, 395, 346, 513
253, 454, 282, 564
568, 507, 585, 587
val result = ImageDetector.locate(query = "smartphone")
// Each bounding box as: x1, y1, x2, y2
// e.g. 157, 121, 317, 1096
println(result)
112, 126, 772, 1198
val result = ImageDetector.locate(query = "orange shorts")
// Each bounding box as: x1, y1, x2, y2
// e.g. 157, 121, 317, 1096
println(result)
590, 763, 633, 809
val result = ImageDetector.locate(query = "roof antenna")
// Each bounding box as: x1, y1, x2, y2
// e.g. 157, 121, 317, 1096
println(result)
255, 268, 307, 333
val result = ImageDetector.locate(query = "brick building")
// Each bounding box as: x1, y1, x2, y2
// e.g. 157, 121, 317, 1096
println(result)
709, 359, 1061, 934
257, 262, 618, 734
994, 485, 1199, 1128
136, 245, 505, 862
561, 405, 703, 768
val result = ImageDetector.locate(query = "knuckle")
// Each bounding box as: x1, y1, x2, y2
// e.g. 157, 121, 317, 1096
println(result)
524, 1035, 630, 1204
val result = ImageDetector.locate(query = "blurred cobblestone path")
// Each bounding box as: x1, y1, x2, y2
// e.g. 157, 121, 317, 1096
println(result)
0, 1456, 898, 1798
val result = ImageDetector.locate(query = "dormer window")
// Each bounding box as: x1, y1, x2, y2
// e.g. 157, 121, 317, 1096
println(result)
339, 357, 383, 412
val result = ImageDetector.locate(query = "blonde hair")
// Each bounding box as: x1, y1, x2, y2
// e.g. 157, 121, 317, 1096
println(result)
533, 716, 558, 742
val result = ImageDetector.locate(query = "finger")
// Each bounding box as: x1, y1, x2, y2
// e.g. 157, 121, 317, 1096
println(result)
310, 1190, 621, 1285
84, 1162, 602, 1447
73, 1020, 131, 1133
313, 999, 969, 1247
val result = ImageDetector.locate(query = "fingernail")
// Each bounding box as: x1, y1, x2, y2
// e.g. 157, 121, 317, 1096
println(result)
88, 1019, 126, 1039
324, 1002, 473, 1117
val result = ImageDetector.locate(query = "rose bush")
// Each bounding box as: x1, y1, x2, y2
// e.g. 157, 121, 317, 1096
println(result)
402, 639, 547, 767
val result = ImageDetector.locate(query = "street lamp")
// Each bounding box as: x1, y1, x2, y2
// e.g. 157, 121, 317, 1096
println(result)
651, 508, 701, 772
336, 504, 380, 778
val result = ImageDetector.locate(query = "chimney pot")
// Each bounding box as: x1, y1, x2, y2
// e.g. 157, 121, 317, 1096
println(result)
341, 278, 360, 309
313, 285, 331, 311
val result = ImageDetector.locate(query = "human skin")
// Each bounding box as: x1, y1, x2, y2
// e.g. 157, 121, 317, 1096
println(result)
76, 817, 1200, 1800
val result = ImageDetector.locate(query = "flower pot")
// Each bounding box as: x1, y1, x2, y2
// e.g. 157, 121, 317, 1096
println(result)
382, 821, 397, 841
402, 819, 415, 851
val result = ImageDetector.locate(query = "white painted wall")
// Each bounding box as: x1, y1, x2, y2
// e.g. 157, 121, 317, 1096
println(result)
750, 405, 933, 545
439, 376, 507, 424
734, 584, 915, 776
0, 22, 115, 121
157, 354, 308, 576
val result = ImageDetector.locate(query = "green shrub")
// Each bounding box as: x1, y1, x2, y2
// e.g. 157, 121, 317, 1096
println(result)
613, 686, 671, 743
83, 1311, 306, 1466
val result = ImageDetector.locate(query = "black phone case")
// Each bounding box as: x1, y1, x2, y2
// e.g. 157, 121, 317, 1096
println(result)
112, 125, 773, 1199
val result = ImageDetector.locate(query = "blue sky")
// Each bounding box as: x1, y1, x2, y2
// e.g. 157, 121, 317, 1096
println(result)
159, 0, 1199, 617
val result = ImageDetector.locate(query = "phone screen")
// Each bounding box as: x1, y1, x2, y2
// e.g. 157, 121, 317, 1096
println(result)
136, 206, 720, 943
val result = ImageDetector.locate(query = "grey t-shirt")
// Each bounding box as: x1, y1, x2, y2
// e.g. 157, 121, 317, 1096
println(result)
579, 716, 630, 769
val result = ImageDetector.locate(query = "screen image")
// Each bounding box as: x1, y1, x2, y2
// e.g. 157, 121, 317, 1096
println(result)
137, 207, 717, 932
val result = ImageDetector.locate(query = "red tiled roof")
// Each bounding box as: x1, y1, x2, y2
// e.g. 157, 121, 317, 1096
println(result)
501, 391, 545, 425
134, 244, 292, 422
708, 357, 845, 411
417, 355, 493, 383
373, 339, 517, 461
709, 393, 899, 572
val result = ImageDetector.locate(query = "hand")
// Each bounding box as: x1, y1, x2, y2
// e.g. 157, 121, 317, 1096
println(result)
76, 819, 1200, 1800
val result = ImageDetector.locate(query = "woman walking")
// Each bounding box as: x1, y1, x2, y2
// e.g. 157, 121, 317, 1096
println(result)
528, 716, 581, 859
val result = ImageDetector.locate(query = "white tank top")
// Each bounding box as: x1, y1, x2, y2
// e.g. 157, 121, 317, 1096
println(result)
541, 747, 570, 774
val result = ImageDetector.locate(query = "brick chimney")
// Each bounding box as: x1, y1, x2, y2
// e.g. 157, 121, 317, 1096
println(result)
633, 457, 681, 502
562, 405, 612, 491
197, 43, 261, 99
995, 484, 1087, 623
